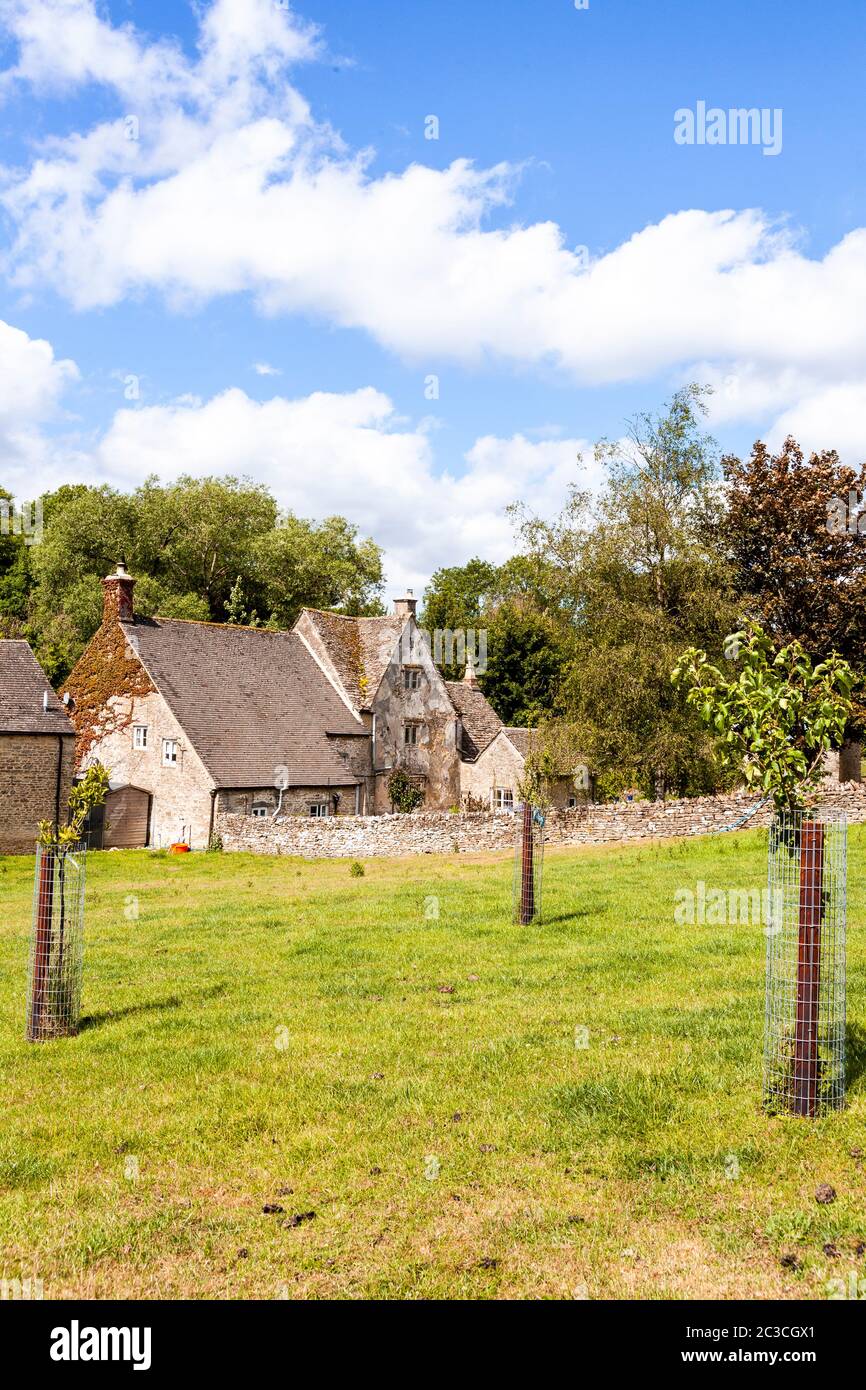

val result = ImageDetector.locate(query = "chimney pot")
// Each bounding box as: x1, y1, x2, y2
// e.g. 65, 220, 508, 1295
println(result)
102, 561, 135, 625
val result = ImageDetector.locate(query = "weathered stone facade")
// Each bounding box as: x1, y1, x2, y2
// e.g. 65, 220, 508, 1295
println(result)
368, 624, 461, 812
216, 784, 866, 858
459, 727, 578, 811
83, 689, 214, 848
295, 601, 462, 812
0, 733, 76, 854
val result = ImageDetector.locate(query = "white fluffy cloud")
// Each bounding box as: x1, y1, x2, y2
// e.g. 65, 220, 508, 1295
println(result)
0, 318, 79, 490
1, 0, 866, 447
4, 2, 866, 462
0, 314, 589, 590
93, 386, 594, 593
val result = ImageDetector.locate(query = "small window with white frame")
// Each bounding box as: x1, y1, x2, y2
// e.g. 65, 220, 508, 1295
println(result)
403, 667, 421, 691
132, 725, 148, 750
310, 802, 329, 818
162, 738, 179, 767
251, 802, 269, 819
494, 787, 514, 812
403, 721, 422, 746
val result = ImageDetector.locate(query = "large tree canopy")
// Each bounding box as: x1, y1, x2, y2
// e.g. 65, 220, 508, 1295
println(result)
1, 476, 384, 681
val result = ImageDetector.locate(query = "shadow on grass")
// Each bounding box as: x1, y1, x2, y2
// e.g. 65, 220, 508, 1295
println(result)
846, 1022, 866, 1092
80, 983, 227, 1031
541, 908, 601, 926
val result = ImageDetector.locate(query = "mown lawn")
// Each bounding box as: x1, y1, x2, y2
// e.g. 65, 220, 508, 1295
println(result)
1, 829, 865, 1301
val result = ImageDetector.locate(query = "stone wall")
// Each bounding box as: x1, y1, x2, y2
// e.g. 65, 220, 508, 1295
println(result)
216, 784, 866, 858
0, 733, 76, 854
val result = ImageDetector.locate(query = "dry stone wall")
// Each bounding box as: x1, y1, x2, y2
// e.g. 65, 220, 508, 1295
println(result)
216, 785, 866, 858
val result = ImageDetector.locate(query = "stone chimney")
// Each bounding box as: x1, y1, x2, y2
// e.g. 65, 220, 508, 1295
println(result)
463, 661, 479, 688
102, 561, 135, 625
393, 588, 417, 620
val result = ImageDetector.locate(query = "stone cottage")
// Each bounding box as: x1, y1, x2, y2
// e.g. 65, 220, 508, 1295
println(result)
457, 716, 588, 812
60, 567, 506, 847
0, 640, 76, 854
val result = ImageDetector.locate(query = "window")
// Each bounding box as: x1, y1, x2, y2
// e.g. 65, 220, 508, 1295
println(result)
403, 722, 421, 746
494, 787, 514, 812
132, 725, 148, 750
567, 795, 577, 810
251, 803, 269, 819
403, 667, 421, 691
162, 739, 179, 767
310, 802, 329, 818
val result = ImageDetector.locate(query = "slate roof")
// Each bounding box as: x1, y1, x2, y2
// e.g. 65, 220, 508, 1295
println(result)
122, 619, 364, 788
0, 641, 75, 736
501, 727, 538, 760
298, 609, 406, 710
444, 679, 503, 760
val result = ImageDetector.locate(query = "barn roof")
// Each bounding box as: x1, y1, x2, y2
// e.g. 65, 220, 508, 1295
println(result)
122, 618, 364, 788
0, 641, 74, 736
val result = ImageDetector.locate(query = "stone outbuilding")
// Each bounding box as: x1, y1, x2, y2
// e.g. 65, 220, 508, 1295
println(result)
0, 640, 76, 854
458, 722, 588, 812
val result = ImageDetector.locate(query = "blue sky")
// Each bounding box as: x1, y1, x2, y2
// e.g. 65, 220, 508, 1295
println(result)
1, 0, 866, 592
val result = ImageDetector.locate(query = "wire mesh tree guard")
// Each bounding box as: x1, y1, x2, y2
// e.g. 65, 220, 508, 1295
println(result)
763, 810, 846, 1117
26, 842, 87, 1042
513, 802, 545, 925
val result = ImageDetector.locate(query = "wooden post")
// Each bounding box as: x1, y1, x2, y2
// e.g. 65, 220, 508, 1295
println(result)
793, 820, 824, 1117
519, 801, 535, 925
28, 847, 55, 1042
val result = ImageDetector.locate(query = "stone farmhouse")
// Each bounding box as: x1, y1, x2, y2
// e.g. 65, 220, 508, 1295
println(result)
0, 640, 76, 854
61, 565, 559, 849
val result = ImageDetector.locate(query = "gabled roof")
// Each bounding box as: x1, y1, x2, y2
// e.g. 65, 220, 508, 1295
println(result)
500, 726, 538, 760
0, 641, 74, 736
122, 618, 363, 788
444, 679, 503, 760
297, 609, 406, 710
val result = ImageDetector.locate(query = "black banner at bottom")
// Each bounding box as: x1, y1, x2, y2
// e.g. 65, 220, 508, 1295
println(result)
1, 1297, 861, 1375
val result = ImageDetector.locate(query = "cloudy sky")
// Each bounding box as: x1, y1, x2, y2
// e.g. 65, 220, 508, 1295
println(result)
2, 0, 866, 593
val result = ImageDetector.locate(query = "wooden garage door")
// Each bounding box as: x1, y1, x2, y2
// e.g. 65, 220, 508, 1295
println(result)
104, 787, 151, 849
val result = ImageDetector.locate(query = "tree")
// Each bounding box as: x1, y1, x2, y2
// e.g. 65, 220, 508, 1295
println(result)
723, 438, 866, 722
481, 600, 571, 725
254, 514, 384, 628
225, 575, 261, 627
16, 478, 384, 681
420, 557, 571, 717
672, 624, 854, 811
420, 558, 498, 634
514, 385, 738, 798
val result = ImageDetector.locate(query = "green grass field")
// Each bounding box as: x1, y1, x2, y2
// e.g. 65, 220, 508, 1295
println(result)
1, 830, 865, 1300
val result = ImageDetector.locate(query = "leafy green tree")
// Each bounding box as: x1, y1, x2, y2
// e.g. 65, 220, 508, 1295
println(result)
420, 558, 498, 634
254, 514, 384, 627
225, 575, 261, 627
673, 624, 855, 810
481, 601, 572, 725
513, 385, 738, 798
17, 477, 383, 680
